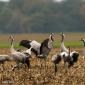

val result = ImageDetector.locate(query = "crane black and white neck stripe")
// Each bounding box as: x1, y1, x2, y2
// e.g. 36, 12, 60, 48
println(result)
60, 32, 68, 53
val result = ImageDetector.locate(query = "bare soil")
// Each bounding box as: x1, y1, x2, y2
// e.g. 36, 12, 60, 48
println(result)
0, 48, 85, 85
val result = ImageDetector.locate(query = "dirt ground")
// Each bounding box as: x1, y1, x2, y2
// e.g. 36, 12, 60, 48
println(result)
0, 47, 85, 85
0, 33, 85, 42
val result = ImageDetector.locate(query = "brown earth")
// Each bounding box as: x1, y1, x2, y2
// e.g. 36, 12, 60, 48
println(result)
0, 48, 85, 85
0, 33, 85, 42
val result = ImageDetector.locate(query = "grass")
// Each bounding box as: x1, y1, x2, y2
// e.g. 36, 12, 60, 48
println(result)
0, 42, 20, 48
0, 41, 83, 48
54, 41, 83, 48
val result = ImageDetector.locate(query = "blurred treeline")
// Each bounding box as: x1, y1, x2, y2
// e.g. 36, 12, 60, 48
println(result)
0, 0, 85, 33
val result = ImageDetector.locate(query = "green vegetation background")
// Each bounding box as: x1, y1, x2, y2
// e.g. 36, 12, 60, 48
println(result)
0, 0, 85, 33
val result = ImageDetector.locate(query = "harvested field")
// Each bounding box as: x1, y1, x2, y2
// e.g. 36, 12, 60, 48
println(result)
0, 48, 85, 85
0, 33, 85, 85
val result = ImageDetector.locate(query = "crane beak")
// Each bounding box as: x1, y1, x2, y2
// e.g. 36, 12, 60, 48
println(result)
9, 35, 14, 41
60, 32, 65, 37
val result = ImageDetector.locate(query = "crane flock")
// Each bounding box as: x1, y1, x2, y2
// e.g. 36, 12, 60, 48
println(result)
0, 32, 83, 74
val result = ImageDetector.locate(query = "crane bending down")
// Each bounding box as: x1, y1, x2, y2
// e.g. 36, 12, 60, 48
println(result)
19, 33, 55, 71
60, 32, 68, 53
0, 55, 11, 70
19, 33, 54, 57
52, 46, 79, 74
9, 35, 31, 71
19, 39, 41, 56
0, 55, 10, 64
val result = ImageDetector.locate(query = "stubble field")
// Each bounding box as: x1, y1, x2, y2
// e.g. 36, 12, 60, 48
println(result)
0, 33, 85, 85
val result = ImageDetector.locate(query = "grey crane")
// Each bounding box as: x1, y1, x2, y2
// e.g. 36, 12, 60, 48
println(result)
9, 35, 31, 71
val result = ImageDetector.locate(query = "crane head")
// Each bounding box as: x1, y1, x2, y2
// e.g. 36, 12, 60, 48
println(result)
9, 35, 14, 41
80, 38, 85, 47
60, 32, 65, 42
49, 33, 55, 41
60, 32, 65, 38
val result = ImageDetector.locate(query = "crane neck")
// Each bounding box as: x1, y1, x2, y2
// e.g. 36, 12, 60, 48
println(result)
10, 38, 15, 53
49, 33, 55, 42
49, 35, 54, 42
61, 36, 64, 42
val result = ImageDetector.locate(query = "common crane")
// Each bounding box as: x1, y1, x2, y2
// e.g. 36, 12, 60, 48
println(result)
9, 35, 31, 71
